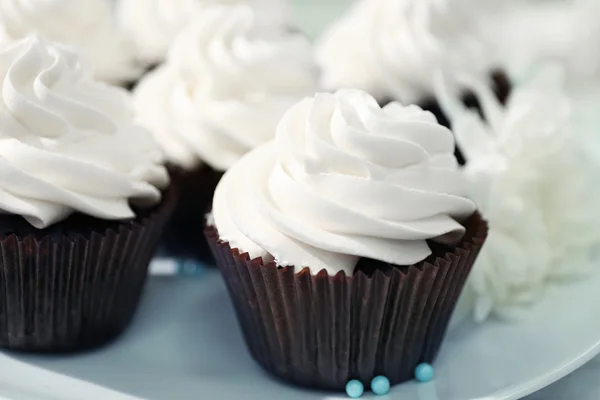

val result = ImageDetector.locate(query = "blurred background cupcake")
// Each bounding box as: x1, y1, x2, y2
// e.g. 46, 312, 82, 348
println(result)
316, 0, 511, 164
0, 35, 176, 352
206, 89, 487, 390
0, 0, 143, 89
435, 65, 600, 321
133, 4, 319, 263
116, 0, 294, 78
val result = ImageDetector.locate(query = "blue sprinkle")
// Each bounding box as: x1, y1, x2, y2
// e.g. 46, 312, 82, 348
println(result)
415, 363, 434, 383
345, 379, 364, 398
177, 259, 206, 277
370, 375, 390, 395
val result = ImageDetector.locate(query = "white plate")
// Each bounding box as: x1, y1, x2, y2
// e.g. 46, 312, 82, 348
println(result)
5, 268, 600, 400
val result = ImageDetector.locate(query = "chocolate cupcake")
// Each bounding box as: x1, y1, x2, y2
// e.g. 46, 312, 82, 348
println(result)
133, 4, 319, 262
0, 0, 144, 89
316, 0, 511, 164
116, 0, 294, 87
205, 89, 487, 390
0, 36, 175, 352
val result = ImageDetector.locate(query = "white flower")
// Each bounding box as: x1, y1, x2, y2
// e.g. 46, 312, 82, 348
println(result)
435, 65, 600, 321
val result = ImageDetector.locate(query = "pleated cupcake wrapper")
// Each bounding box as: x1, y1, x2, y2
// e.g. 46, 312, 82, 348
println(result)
205, 213, 487, 390
0, 186, 177, 352
162, 164, 223, 263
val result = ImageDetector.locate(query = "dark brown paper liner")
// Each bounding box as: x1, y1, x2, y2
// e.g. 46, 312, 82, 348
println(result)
205, 213, 487, 390
0, 185, 177, 352
162, 164, 223, 264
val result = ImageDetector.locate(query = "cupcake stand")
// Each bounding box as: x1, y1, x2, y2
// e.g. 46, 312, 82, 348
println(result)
0, 257, 599, 400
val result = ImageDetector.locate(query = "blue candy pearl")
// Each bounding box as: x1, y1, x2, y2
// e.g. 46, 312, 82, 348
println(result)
415, 363, 434, 383
370, 376, 390, 395
177, 259, 206, 277
345, 379, 364, 398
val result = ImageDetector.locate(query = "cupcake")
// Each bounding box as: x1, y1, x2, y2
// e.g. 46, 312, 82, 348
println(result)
316, 0, 510, 164
205, 89, 487, 389
133, 4, 319, 262
117, 0, 294, 74
0, 0, 143, 88
0, 36, 176, 352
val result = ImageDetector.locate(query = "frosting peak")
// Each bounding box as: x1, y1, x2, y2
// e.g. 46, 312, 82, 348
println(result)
117, 0, 294, 65
317, 0, 496, 103
0, 36, 169, 229
133, 4, 319, 171
0, 0, 141, 84
167, 5, 315, 99
213, 89, 477, 275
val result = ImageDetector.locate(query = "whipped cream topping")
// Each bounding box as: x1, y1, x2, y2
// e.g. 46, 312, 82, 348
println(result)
0, 36, 169, 229
435, 66, 600, 321
117, 0, 294, 65
212, 89, 477, 275
317, 0, 497, 104
133, 4, 318, 171
0, 0, 142, 84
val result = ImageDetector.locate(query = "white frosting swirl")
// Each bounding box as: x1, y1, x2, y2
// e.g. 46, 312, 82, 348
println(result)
0, 36, 169, 229
213, 89, 477, 275
317, 0, 497, 103
133, 4, 319, 171
0, 0, 142, 84
435, 66, 600, 321
117, 0, 294, 65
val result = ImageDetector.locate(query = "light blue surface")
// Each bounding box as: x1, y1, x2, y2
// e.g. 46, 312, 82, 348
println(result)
8, 267, 600, 400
